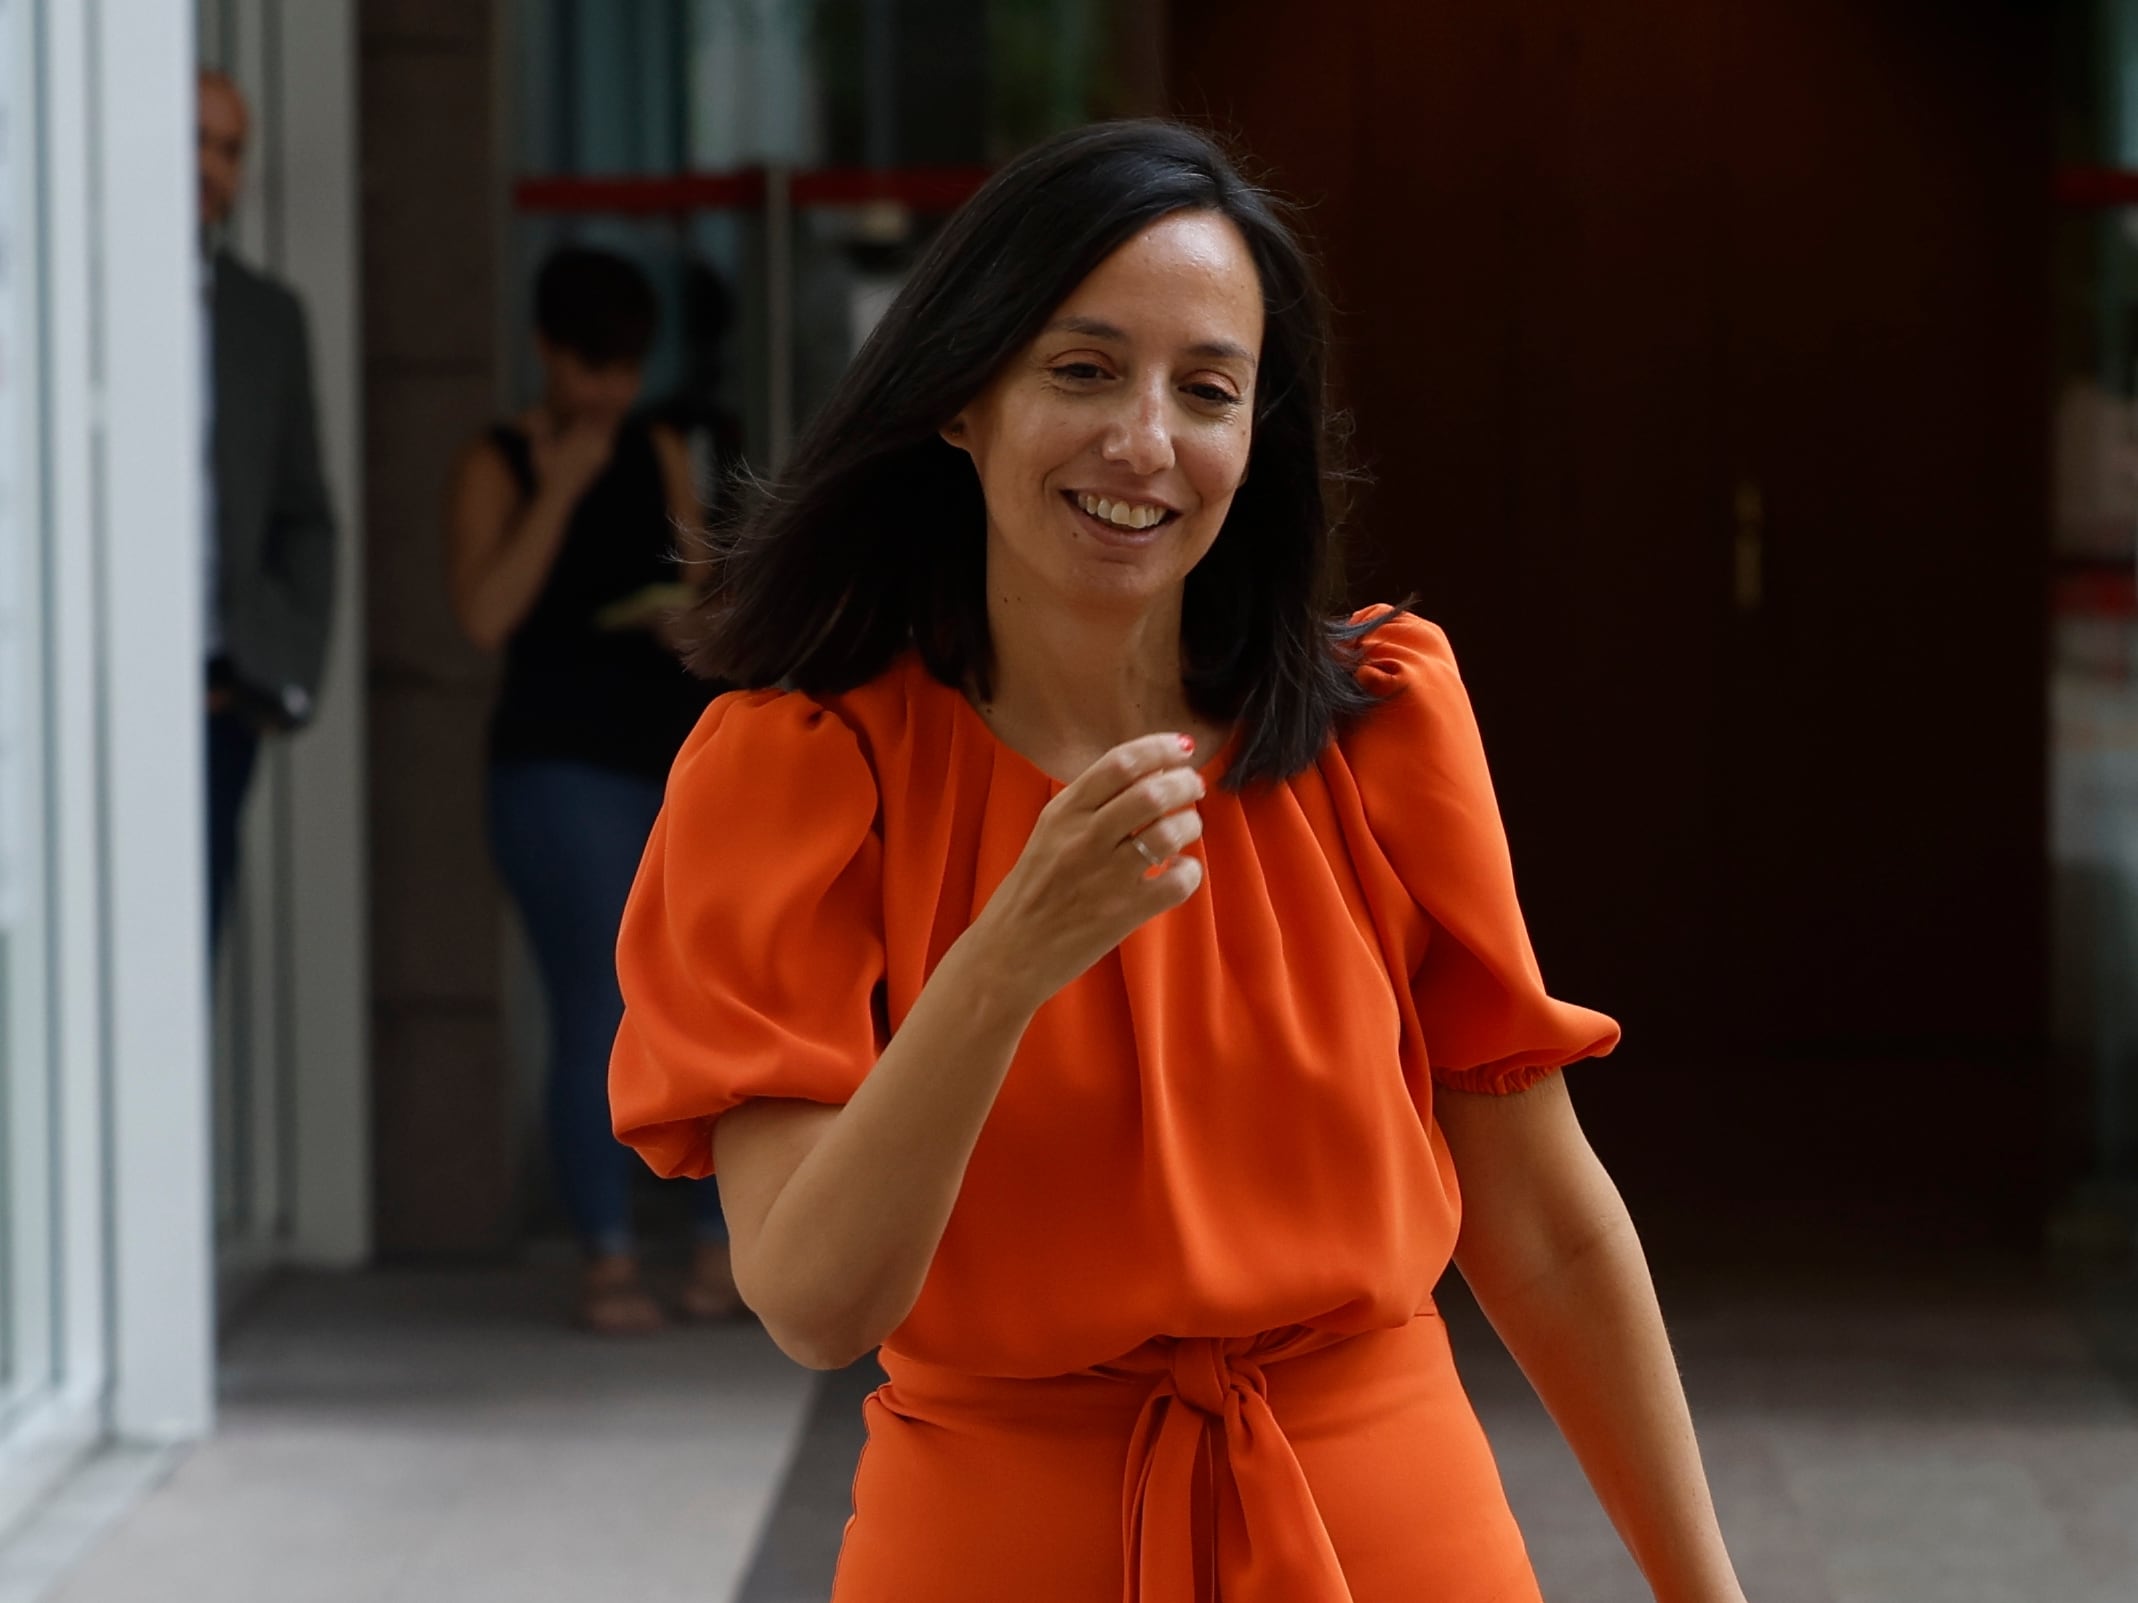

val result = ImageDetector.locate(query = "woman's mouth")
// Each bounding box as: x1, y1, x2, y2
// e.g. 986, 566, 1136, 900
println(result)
1064, 491, 1179, 545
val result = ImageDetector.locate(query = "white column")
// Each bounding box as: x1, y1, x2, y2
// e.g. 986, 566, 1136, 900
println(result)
97, 0, 214, 1442
35, 0, 115, 1435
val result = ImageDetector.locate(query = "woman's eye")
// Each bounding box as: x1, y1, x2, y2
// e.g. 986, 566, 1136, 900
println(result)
1052, 363, 1108, 382
1187, 383, 1241, 407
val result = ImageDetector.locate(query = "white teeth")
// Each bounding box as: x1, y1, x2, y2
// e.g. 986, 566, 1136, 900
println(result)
1076, 493, 1166, 530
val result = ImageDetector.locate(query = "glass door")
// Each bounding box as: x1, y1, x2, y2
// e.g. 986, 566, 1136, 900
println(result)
0, 0, 59, 1427
2052, 0, 2138, 1235
508, 0, 1151, 477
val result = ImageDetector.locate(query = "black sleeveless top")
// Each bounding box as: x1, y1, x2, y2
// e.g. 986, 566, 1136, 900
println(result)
486, 418, 716, 780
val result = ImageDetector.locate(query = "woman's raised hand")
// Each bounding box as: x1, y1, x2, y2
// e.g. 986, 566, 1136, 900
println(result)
529, 413, 616, 505
972, 733, 1207, 1012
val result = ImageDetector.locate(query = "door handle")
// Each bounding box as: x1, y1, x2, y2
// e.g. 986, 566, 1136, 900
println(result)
1734, 481, 1764, 612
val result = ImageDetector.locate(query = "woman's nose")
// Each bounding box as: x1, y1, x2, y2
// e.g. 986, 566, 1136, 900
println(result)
1100, 385, 1175, 475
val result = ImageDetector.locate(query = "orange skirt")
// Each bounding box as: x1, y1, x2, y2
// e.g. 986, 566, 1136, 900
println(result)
833, 1311, 1540, 1603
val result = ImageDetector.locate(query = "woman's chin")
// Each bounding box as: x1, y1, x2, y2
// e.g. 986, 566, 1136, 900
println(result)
1056, 553, 1184, 611
990, 517, 1204, 613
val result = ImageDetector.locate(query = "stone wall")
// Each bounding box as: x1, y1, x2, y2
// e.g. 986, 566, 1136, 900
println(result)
361, 0, 513, 1256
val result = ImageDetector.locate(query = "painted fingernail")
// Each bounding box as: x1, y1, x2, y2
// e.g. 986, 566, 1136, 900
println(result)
1177, 734, 1196, 753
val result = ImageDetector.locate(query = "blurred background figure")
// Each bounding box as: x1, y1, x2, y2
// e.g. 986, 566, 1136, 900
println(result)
445, 246, 734, 1335
198, 67, 336, 943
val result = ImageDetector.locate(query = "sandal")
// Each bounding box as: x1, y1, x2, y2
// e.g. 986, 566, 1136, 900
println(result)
577, 1254, 667, 1336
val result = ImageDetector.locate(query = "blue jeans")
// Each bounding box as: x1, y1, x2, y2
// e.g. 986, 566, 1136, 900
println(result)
487, 759, 725, 1255
206, 708, 261, 948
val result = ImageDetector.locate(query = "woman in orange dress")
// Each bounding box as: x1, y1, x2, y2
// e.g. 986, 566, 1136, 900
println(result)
611, 121, 1749, 1602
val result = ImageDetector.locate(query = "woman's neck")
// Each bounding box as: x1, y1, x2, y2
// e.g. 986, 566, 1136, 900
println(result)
977, 585, 1208, 777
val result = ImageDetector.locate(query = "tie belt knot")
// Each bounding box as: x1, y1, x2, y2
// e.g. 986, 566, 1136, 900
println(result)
1120, 1327, 1368, 1602
1164, 1335, 1255, 1417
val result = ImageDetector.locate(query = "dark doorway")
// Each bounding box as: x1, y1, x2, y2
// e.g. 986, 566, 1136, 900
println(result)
1169, 0, 2054, 1234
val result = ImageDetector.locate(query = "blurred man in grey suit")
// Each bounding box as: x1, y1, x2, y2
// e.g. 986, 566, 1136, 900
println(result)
198, 69, 336, 942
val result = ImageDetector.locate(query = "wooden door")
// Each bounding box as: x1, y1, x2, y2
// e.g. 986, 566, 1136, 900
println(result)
1168, 5, 1736, 1045
1169, 0, 2053, 1206
1714, 0, 2052, 1055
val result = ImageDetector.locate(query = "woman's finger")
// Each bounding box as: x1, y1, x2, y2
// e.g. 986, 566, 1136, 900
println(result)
1127, 805, 1205, 865
1093, 763, 1204, 846
1139, 850, 1204, 902
1060, 733, 1199, 814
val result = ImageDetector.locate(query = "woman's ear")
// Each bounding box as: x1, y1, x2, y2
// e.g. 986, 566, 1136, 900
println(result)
939, 416, 971, 454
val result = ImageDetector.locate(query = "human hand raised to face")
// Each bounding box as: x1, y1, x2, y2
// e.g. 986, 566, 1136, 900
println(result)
528, 412, 617, 506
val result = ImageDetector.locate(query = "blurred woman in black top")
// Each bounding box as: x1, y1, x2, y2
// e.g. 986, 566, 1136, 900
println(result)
445, 246, 733, 1334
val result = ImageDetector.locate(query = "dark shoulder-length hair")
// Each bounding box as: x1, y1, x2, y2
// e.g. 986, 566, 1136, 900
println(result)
685, 118, 1395, 789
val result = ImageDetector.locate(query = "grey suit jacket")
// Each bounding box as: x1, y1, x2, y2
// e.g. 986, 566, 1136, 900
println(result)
212, 249, 336, 724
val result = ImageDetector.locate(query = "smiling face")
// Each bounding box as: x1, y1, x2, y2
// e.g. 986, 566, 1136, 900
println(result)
944, 210, 1265, 620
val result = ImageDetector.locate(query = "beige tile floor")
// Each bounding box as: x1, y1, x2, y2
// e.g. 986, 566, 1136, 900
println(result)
1453, 1262, 2138, 1603
8, 1253, 2137, 1603
35, 1265, 814, 1603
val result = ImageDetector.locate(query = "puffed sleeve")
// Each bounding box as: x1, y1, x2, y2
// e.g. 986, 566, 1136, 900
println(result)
1345, 609, 1620, 1094
609, 689, 887, 1178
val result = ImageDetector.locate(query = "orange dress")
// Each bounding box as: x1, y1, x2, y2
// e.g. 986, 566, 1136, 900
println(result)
611, 609, 1619, 1602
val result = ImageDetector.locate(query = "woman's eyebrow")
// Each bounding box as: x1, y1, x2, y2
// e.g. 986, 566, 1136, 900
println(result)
1044, 314, 1258, 369
1046, 314, 1129, 344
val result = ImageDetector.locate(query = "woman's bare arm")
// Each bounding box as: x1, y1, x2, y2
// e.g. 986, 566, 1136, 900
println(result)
715, 938, 1039, 1370
714, 735, 1208, 1370
1437, 1075, 1747, 1603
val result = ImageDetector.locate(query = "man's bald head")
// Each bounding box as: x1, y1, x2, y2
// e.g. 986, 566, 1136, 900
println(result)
197, 69, 249, 231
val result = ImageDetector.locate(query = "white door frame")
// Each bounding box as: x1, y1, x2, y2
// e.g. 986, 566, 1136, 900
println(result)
198, 0, 371, 1276
88, 0, 216, 1444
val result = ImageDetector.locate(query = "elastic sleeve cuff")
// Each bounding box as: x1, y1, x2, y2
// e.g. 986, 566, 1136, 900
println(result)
1429, 1059, 1569, 1097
